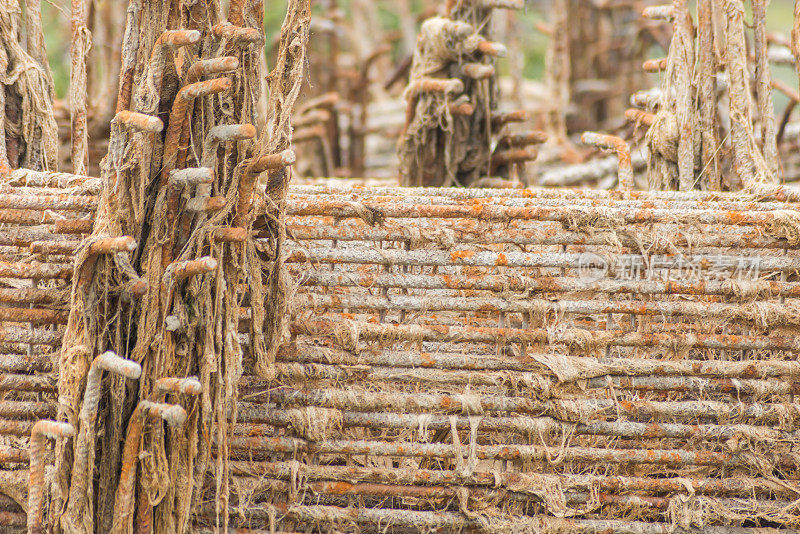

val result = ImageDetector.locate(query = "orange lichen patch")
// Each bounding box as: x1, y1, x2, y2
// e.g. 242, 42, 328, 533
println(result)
441, 274, 456, 289
418, 354, 436, 368
469, 199, 485, 217
726, 211, 747, 224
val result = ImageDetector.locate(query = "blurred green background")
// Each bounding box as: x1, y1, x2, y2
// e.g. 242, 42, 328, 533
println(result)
39, 0, 797, 100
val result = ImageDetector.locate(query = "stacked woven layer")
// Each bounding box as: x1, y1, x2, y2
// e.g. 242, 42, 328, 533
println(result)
4, 178, 800, 532
247, 184, 800, 533
0, 169, 95, 438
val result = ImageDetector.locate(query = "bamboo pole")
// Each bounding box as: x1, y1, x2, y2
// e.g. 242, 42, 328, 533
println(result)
752, 0, 780, 179
278, 339, 763, 375
697, 0, 720, 189
70, 0, 89, 175
673, 0, 695, 191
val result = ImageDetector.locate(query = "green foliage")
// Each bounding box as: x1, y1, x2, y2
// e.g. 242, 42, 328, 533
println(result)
42, 3, 70, 99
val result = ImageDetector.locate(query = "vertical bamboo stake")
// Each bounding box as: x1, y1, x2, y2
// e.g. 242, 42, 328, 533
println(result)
0, 85, 8, 173
257, 0, 311, 376
29, 422, 75, 534
698, 0, 720, 190
752, 0, 779, 180
792, 1, 800, 124
115, 1, 139, 113
257, 48, 269, 134
25, 0, 55, 100
70, 0, 89, 175
544, 0, 570, 142
674, 0, 695, 191
725, 0, 754, 185
327, 0, 343, 170
397, 0, 417, 58
93, 0, 124, 129
506, 9, 524, 108
350, 0, 377, 64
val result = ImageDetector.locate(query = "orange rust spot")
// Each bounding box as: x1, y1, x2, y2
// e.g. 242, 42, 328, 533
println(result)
644, 423, 661, 438
450, 250, 476, 262
469, 200, 485, 216
495, 253, 508, 266
420, 353, 436, 367
617, 400, 634, 411
727, 211, 746, 224
325, 481, 354, 495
